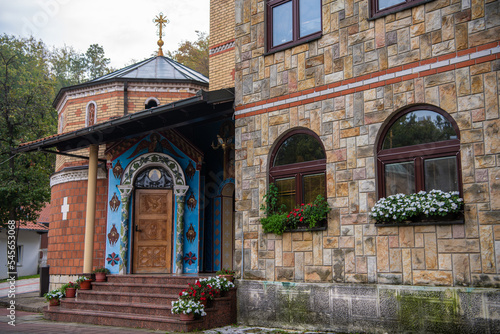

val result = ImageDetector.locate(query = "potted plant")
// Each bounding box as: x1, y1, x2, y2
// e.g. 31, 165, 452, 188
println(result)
171, 298, 206, 321
370, 190, 464, 225
215, 268, 236, 282
61, 281, 79, 298
44, 289, 63, 306
76, 275, 92, 290
93, 267, 110, 282
179, 280, 216, 307
204, 276, 235, 297
260, 184, 330, 235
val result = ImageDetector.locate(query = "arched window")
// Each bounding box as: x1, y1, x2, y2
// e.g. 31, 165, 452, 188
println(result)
86, 101, 97, 127
269, 129, 326, 211
145, 97, 159, 109
134, 166, 173, 189
377, 105, 461, 198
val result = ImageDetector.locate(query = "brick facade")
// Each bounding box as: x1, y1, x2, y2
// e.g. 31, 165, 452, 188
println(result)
209, 0, 236, 90
233, 0, 500, 287
48, 179, 108, 275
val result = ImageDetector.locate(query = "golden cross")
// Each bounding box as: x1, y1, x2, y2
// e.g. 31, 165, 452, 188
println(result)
153, 13, 169, 56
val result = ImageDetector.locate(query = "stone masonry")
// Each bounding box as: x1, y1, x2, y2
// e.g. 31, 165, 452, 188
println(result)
233, 0, 500, 288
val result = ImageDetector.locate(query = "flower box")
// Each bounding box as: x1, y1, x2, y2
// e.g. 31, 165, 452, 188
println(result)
375, 210, 464, 227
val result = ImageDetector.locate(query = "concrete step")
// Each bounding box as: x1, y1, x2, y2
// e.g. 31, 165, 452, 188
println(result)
61, 299, 176, 317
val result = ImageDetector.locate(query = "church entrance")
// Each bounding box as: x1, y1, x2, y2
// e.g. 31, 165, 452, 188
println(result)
133, 188, 173, 274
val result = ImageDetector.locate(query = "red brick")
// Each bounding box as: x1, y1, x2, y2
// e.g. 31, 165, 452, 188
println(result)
478, 42, 499, 51
475, 54, 496, 64
419, 69, 437, 77
455, 59, 475, 69
457, 48, 477, 57
402, 62, 419, 70
420, 58, 437, 65
437, 64, 456, 73
387, 66, 403, 74
437, 53, 456, 61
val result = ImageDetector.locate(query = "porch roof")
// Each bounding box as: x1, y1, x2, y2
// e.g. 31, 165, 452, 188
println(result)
13, 88, 234, 154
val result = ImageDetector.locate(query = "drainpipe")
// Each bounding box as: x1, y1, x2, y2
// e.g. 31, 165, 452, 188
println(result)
124, 81, 129, 115
83, 144, 98, 274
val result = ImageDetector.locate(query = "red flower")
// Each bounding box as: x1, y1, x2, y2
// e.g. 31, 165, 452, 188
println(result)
299, 217, 303, 222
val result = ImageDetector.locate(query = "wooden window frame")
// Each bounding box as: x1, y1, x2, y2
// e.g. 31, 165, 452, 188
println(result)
266, 0, 322, 54
269, 128, 326, 207
369, 0, 433, 20
376, 105, 462, 199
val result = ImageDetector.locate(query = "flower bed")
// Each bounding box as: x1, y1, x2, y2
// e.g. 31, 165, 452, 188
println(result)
370, 190, 464, 226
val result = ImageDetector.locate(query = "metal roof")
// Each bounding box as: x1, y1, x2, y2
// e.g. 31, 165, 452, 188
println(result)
90, 56, 209, 84
14, 88, 234, 154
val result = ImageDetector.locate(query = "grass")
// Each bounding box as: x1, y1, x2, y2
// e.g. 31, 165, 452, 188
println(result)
0, 274, 39, 283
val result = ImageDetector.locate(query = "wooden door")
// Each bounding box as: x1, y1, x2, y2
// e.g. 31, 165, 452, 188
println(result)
133, 189, 173, 273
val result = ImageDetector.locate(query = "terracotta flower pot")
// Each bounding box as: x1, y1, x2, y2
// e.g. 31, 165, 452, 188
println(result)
179, 313, 195, 321
95, 272, 107, 282
49, 298, 60, 306
79, 279, 92, 290
65, 288, 76, 298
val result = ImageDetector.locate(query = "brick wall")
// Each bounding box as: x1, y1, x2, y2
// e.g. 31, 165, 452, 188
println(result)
209, 0, 236, 90
233, 0, 500, 287
48, 179, 108, 275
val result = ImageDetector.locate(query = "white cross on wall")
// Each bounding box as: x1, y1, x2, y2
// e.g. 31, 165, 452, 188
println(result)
61, 197, 69, 220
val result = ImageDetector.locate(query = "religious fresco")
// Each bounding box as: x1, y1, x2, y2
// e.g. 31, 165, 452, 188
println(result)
104, 132, 202, 274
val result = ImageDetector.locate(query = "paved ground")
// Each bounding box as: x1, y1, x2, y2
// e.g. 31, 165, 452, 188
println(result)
0, 279, 342, 333
0, 278, 40, 298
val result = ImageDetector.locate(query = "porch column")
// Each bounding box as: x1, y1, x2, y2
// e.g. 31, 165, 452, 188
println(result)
174, 185, 189, 274
117, 185, 133, 274
83, 144, 99, 274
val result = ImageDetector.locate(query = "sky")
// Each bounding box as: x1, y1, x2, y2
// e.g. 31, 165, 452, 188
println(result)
0, 0, 210, 69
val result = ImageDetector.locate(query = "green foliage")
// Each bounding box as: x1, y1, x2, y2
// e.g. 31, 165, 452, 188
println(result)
261, 183, 285, 215
44, 289, 63, 301
215, 268, 235, 276
93, 267, 110, 274
0, 35, 56, 226
167, 31, 209, 77
261, 212, 288, 235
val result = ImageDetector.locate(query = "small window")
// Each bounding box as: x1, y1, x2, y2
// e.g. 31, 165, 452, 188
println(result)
370, 0, 430, 19
267, 0, 322, 53
85, 101, 97, 127
270, 129, 326, 211
377, 105, 461, 198
145, 97, 159, 109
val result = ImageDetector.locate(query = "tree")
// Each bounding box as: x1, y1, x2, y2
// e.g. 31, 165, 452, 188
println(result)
0, 35, 57, 278
167, 31, 209, 77
85, 44, 111, 80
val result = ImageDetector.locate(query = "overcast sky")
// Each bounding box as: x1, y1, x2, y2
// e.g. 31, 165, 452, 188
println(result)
0, 0, 210, 68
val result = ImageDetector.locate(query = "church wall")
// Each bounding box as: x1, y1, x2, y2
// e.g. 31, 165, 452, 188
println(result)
233, 0, 500, 287
104, 132, 202, 274
209, 0, 236, 90
47, 178, 107, 279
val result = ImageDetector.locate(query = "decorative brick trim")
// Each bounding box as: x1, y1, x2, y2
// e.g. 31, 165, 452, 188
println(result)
235, 43, 500, 119
50, 168, 107, 187
209, 40, 236, 57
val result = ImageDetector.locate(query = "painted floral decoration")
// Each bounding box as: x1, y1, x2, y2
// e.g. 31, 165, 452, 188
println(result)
106, 252, 120, 266
109, 193, 121, 212
187, 192, 197, 211
184, 251, 197, 265
186, 224, 196, 243
108, 224, 119, 246
185, 161, 195, 180
113, 160, 123, 179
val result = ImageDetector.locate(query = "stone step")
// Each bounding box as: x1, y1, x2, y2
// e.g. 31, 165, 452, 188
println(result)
44, 306, 205, 332
76, 290, 178, 304
91, 282, 186, 295
61, 299, 175, 317
106, 274, 203, 285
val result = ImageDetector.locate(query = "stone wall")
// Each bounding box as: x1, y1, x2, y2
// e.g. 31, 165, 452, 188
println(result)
237, 280, 500, 333
233, 0, 500, 287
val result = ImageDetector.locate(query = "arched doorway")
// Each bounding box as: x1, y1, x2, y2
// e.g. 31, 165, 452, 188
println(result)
133, 167, 174, 273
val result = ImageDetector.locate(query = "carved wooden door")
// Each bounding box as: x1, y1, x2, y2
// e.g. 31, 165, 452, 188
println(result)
133, 189, 173, 273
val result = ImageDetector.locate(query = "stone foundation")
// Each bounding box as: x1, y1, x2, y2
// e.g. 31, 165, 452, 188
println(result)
49, 274, 81, 291
237, 279, 500, 333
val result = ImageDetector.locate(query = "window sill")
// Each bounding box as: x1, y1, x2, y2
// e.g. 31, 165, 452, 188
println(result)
375, 211, 464, 227
265, 33, 322, 56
